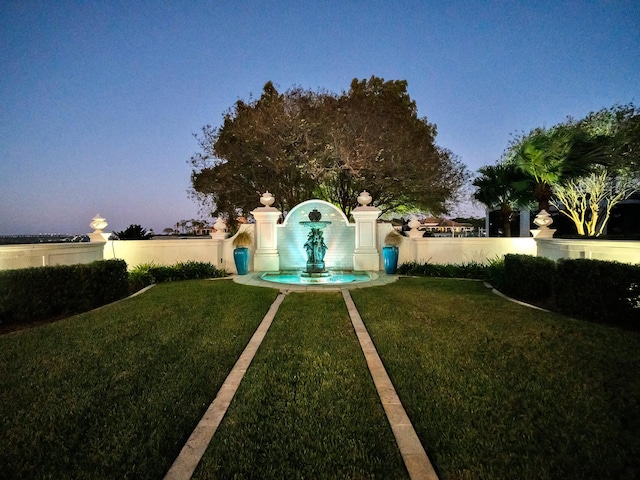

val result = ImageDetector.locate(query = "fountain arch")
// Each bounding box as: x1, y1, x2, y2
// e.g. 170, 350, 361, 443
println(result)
278, 200, 355, 271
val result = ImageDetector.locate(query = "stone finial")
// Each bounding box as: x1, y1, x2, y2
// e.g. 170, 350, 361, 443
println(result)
533, 209, 553, 227
531, 210, 555, 238
357, 190, 372, 206
213, 218, 227, 232
407, 215, 423, 239
260, 191, 275, 207
90, 214, 108, 233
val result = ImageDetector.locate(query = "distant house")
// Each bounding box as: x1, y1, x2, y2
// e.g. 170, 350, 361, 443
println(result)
418, 217, 475, 237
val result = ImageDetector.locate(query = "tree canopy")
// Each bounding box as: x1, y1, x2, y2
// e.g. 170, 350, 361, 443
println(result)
475, 102, 639, 236
190, 77, 469, 226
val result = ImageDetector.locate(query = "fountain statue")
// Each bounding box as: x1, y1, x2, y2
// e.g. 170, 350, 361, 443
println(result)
300, 208, 331, 276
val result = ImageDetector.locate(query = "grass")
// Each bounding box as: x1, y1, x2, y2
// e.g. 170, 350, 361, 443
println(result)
0, 279, 278, 480
351, 277, 640, 480
192, 292, 407, 479
2, 278, 640, 479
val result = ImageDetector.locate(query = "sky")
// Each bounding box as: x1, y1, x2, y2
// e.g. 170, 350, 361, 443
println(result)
1, 1, 638, 235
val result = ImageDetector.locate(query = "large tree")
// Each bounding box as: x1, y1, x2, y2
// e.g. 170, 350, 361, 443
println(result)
190, 77, 468, 223
190, 82, 328, 227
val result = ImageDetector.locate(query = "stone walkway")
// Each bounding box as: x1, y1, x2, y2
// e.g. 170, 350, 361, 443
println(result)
164, 286, 438, 480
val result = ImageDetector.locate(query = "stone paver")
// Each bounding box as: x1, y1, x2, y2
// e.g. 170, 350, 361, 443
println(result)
342, 289, 439, 480
165, 281, 438, 480
163, 293, 286, 480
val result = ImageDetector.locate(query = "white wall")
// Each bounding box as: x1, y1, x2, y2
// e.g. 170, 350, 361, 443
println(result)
103, 238, 227, 271
408, 237, 537, 265
2, 231, 638, 272
537, 238, 640, 264
0, 243, 104, 270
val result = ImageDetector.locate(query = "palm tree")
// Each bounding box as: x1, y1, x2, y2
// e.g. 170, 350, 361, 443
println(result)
473, 164, 529, 237
512, 128, 605, 212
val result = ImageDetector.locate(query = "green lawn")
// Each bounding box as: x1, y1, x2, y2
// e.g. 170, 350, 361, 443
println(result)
0, 280, 278, 480
352, 278, 640, 480
192, 292, 407, 479
2, 278, 639, 479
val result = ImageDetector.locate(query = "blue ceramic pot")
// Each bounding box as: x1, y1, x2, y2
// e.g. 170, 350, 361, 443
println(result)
233, 247, 250, 275
382, 246, 399, 274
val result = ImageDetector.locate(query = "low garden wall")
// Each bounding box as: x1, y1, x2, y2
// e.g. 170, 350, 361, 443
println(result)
536, 238, 640, 264
1, 227, 638, 272
0, 242, 104, 270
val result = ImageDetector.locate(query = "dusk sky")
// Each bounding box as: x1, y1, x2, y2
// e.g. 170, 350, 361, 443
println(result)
1, 1, 638, 235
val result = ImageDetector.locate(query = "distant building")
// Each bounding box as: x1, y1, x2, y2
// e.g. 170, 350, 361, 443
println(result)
418, 217, 475, 237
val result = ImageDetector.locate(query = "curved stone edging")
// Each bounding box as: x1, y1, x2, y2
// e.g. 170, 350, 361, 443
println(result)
232, 271, 399, 291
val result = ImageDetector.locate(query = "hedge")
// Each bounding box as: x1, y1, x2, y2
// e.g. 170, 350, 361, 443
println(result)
0, 259, 129, 326
555, 258, 640, 327
503, 254, 557, 303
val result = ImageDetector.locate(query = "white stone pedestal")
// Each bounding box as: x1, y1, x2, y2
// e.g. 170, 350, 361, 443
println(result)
250, 207, 281, 272
352, 206, 381, 271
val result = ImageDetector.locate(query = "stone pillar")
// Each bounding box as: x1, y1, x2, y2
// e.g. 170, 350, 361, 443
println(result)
250, 192, 280, 272
211, 218, 227, 270
352, 191, 381, 271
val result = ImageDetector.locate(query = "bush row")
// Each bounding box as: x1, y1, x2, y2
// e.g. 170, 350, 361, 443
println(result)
0, 260, 129, 326
128, 261, 227, 292
398, 255, 640, 328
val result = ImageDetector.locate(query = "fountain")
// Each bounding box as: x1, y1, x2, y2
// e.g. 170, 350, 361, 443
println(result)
248, 194, 384, 286
299, 208, 331, 278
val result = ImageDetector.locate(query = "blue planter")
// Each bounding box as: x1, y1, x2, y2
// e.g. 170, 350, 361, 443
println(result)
233, 247, 250, 275
382, 246, 399, 274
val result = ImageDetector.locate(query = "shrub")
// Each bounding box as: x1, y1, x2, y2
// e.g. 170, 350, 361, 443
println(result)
503, 254, 557, 303
128, 261, 227, 291
0, 260, 128, 326
555, 259, 640, 327
397, 260, 487, 279
484, 256, 506, 291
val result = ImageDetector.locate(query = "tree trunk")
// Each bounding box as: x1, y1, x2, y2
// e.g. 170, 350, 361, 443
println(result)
500, 203, 513, 237
534, 182, 553, 212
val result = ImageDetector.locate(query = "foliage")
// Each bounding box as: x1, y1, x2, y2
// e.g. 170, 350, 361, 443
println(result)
503, 254, 557, 303
506, 127, 605, 212
190, 77, 469, 224
0, 260, 129, 325
473, 163, 531, 236
0, 281, 277, 479
555, 259, 640, 327
232, 230, 253, 248
551, 169, 638, 236
129, 261, 227, 291
397, 260, 488, 279
115, 224, 152, 240
383, 229, 404, 246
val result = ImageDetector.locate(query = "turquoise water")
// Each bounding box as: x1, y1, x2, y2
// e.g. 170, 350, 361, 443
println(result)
261, 271, 373, 285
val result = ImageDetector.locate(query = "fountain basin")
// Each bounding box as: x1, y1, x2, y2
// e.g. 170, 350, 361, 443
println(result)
261, 270, 376, 285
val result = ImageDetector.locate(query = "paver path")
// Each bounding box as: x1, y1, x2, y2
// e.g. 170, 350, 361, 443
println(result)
164, 289, 438, 480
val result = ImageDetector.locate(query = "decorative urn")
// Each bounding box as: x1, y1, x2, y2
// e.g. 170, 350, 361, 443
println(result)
90, 214, 108, 232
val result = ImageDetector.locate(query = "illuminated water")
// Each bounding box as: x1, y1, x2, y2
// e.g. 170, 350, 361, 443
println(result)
261, 271, 374, 285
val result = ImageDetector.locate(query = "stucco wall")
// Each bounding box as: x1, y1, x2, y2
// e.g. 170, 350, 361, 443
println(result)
0, 243, 104, 270
2, 231, 638, 272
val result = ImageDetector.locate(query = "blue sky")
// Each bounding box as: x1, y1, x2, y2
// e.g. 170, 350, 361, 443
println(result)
1, 1, 638, 234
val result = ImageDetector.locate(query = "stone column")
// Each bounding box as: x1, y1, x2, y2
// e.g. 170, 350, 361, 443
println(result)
352, 191, 381, 271
211, 218, 227, 270
250, 192, 280, 272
